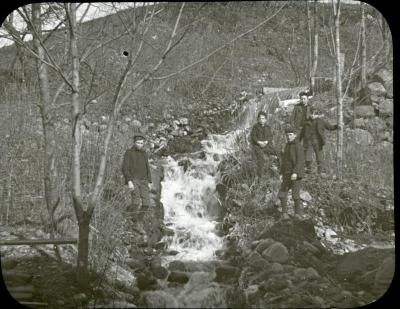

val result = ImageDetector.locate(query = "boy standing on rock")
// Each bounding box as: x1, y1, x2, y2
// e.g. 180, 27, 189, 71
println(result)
278, 127, 305, 219
250, 111, 278, 180
122, 133, 152, 221
298, 107, 338, 174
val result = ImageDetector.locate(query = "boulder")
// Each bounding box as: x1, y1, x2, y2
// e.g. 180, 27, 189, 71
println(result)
141, 291, 179, 308
168, 260, 187, 272
293, 267, 320, 281
167, 271, 189, 284
137, 271, 158, 290
261, 242, 289, 264
373, 68, 393, 97
255, 238, 275, 254
215, 264, 240, 284
152, 266, 168, 280
378, 99, 393, 117
354, 105, 375, 118
247, 251, 270, 270
367, 82, 387, 97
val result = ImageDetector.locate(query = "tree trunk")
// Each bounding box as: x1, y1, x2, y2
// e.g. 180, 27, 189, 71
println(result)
360, 2, 367, 89
311, 0, 319, 91
333, 0, 343, 180
31, 3, 62, 261
76, 209, 90, 288
307, 1, 313, 88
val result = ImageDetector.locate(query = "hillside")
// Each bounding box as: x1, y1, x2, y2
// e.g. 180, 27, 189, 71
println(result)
0, 2, 387, 131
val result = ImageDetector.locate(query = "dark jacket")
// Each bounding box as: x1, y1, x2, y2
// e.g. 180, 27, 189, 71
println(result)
250, 123, 276, 154
298, 118, 338, 149
280, 140, 305, 178
122, 146, 152, 184
291, 103, 311, 130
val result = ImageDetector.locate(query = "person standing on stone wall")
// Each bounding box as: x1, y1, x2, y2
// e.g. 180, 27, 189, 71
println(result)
122, 133, 152, 222
278, 126, 305, 219
291, 91, 313, 173
250, 111, 278, 180
298, 106, 338, 174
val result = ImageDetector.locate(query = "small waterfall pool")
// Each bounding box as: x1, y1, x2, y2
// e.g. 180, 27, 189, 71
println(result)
160, 132, 239, 262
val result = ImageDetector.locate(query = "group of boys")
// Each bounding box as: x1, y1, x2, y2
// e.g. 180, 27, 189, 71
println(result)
250, 91, 338, 219
121, 90, 339, 225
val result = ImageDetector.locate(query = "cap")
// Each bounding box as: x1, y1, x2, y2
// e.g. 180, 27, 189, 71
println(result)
133, 133, 146, 141
284, 126, 297, 134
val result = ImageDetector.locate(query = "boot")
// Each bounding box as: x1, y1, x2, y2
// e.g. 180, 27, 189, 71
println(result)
294, 199, 303, 218
305, 161, 312, 174
280, 197, 289, 219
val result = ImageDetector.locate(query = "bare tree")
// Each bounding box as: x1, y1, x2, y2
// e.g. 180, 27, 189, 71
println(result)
311, 0, 319, 91
360, 2, 367, 89
332, 0, 343, 180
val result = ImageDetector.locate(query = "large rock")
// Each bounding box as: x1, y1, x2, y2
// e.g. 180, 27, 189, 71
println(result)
215, 264, 240, 284
336, 247, 394, 285
367, 82, 387, 97
354, 105, 375, 118
345, 128, 374, 145
247, 251, 270, 270
141, 291, 179, 308
168, 260, 187, 272
261, 242, 289, 264
255, 238, 275, 254
378, 99, 393, 117
167, 271, 189, 284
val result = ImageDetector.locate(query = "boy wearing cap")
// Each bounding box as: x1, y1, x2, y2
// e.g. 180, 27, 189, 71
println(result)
122, 133, 152, 220
291, 91, 311, 131
278, 127, 305, 219
298, 107, 338, 174
250, 111, 277, 179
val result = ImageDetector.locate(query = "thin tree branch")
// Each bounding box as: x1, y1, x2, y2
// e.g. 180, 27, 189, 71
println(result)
153, 2, 287, 81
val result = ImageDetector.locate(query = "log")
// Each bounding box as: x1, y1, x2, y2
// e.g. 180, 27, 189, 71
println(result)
7, 285, 36, 293
0, 238, 77, 246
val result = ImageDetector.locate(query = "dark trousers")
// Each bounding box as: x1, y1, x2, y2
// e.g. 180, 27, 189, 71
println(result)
278, 172, 302, 215
252, 145, 274, 178
304, 140, 324, 172
126, 179, 150, 221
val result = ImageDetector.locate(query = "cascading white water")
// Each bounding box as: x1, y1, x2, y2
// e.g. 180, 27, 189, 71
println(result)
160, 132, 240, 262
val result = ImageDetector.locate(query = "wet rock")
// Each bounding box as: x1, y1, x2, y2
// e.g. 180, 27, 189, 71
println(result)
302, 241, 321, 255
255, 238, 275, 254
247, 251, 270, 270
168, 260, 187, 272
166, 250, 179, 256
137, 270, 158, 290
293, 267, 320, 281
261, 242, 289, 264
167, 271, 189, 284
152, 266, 168, 280
215, 264, 240, 284
153, 241, 168, 251
261, 277, 291, 292
126, 258, 147, 271
161, 226, 175, 237
270, 262, 284, 274
354, 105, 375, 118
141, 291, 179, 308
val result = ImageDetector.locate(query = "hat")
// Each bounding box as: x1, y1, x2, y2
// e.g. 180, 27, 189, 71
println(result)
133, 133, 146, 141
284, 126, 297, 134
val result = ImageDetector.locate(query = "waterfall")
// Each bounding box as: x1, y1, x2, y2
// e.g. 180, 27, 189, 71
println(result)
160, 132, 238, 262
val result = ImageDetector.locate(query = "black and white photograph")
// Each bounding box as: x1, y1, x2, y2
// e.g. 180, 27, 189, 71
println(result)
0, 1, 395, 308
